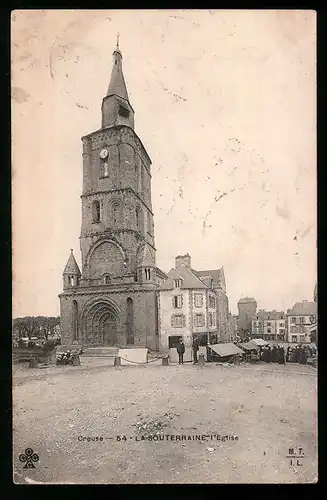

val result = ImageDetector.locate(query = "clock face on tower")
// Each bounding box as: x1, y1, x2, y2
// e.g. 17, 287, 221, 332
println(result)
100, 148, 109, 159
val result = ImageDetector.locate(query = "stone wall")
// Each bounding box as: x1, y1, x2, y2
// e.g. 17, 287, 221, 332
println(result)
60, 288, 158, 351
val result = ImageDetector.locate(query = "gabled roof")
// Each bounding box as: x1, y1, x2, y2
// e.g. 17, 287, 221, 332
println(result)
160, 265, 208, 290
192, 267, 226, 290
63, 250, 81, 276
288, 301, 317, 316
193, 268, 222, 281
155, 267, 168, 279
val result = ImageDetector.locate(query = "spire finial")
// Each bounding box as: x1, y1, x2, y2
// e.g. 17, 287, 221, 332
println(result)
116, 32, 120, 50
70, 248, 73, 253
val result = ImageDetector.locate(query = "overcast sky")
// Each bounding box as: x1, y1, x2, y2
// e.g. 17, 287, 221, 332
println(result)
12, 10, 316, 317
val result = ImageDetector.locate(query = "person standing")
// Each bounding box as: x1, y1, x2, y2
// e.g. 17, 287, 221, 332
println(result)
266, 345, 272, 363
176, 339, 185, 365
299, 346, 307, 365
271, 345, 278, 363
294, 345, 301, 363
261, 346, 267, 362
192, 336, 199, 364
278, 346, 285, 364
286, 346, 291, 362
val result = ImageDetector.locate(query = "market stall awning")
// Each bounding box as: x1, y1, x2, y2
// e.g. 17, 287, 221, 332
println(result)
239, 341, 259, 351
250, 338, 268, 347
208, 343, 244, 357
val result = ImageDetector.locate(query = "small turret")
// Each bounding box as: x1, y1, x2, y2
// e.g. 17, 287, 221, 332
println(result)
63, 249, 81, 290
137, 244, 156, 284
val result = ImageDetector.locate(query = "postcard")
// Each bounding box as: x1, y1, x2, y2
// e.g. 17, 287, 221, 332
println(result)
12, 9, 317, 484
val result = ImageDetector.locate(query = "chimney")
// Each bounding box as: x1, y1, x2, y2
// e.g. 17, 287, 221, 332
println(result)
175, 253, 191, 269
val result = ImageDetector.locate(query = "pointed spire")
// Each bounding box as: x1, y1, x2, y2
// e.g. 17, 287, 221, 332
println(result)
63, 249, 81, 276
106, 37, 129, 101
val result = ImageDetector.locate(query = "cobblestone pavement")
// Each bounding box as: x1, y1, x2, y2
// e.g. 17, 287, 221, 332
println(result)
13, 361, 317, 484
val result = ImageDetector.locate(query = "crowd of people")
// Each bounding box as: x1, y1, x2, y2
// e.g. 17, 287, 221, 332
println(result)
260, 344, 286, 364
260, 343, 316, 365
285, 344, 316, 364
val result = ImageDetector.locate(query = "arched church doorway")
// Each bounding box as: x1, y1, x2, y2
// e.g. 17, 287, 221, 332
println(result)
82, 300, 119, 346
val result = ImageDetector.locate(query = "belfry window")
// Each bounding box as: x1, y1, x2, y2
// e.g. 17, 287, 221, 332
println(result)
136, 208, 142, 232
113, 203, 120, 226
145, 268, 151, 281
103, 162, 108, 177
119, 105, 130, 118
92, 200, 101, 222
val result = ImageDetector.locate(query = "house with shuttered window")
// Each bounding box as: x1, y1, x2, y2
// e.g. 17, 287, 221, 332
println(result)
158, 254, 229, 351
286, 300, 317, 344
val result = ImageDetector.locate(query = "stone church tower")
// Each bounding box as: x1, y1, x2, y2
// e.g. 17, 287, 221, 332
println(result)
59, 40, 166, 350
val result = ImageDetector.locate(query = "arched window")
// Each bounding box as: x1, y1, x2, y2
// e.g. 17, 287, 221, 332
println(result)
135, 164, 139, 191
140, 166, 144, 193
92, 200, 101, 222
70, 276, 75, 286
72, 300, 78, 341
145, 268, 151, 281
113, 204, 119, 226
147, 215, 152, 235
104, 275, 111, 285
103, 162, 109, 177
136, 208, 140, 231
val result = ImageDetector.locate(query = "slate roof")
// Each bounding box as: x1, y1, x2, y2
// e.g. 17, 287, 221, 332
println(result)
193, 268, 223, 284
255, 310, 285, 320
288, 301, 317, 316
156, 267, 168, 279
107, 48, 129, 101
63, 250, 81, 276
160, 265, 208, 290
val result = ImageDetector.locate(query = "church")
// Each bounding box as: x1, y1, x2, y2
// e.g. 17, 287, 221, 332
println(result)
59, 40, 167, 351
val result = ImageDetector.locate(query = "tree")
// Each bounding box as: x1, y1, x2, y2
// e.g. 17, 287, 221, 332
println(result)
13, 317, 38, 340
13, 316, 61, 341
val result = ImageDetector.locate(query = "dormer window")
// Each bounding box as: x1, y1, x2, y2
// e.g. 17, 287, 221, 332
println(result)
119, 105, 130, 118
70, 276, 75, 286
174, 279, 182, 289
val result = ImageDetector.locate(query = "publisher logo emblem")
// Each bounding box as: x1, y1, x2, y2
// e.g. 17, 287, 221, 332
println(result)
19, 447, 39, 469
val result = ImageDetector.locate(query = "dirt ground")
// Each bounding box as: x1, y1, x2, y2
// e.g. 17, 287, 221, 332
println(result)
12, 359, 317, 484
